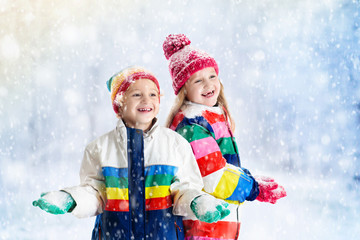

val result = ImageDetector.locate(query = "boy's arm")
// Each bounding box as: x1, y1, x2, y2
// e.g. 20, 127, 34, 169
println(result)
170, 137, 230, 222
33, 146, 106, 218
61, 146, 106, 218
176, 124, 258, 203
170, 137, 206, 216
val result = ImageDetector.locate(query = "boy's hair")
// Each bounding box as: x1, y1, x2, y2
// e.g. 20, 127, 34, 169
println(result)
166, 82, 235, 132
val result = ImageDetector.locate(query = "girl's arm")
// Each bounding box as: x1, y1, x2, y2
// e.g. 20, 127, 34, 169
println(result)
176, 124, 259, 203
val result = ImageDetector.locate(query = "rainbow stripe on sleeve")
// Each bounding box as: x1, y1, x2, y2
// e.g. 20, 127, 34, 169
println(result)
174, 110, 240, 177
103, 165, 177, 212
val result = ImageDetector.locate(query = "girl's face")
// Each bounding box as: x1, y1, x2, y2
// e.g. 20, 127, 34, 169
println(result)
184, 67, 220, 107
119, 79, 160, 131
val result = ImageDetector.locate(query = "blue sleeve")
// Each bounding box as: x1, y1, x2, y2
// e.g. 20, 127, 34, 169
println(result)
242, 168, 259, 201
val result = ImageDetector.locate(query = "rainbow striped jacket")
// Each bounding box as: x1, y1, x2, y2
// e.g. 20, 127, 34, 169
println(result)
63, 119, 204, 240
170, 101, 259, 240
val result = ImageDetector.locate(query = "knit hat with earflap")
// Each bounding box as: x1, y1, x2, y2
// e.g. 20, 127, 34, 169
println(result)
106, 66, 160, 115
162, 34, 219, 95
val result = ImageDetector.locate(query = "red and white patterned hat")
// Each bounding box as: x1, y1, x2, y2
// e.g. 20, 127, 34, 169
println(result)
162, 34, 219, 95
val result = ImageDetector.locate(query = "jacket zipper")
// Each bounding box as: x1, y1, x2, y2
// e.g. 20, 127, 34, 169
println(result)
175, 220, 181, 240
234, 205, 240, 240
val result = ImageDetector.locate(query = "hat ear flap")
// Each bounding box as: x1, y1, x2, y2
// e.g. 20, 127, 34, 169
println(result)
107, 74, 116, 92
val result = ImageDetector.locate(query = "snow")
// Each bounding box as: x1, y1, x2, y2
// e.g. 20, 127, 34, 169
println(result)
0, 35, 20, 61
1, 0, 359, 239
241, 173, 360, 239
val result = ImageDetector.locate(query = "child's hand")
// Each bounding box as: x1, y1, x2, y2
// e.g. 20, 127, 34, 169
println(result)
33, 191, 76, 215
190, 194, 230, 223
255, 176, 287, 204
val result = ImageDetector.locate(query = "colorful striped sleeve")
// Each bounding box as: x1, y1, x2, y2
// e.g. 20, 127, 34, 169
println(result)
175, 118, 256, 203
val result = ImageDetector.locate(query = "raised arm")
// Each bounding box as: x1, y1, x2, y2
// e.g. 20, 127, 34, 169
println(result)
33, 145, 106, 218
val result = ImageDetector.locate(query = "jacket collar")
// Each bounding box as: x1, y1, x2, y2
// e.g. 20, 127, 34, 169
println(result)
182, 101, 223, 117
116, 118, 159, 142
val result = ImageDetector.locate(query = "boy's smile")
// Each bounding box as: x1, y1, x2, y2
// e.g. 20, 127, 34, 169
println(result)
119, 79, 160, 131
138, 107, 153, 112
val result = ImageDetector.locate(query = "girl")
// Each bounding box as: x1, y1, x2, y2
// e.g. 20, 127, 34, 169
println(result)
33, 66, 230, 240
163, 34, 287, 239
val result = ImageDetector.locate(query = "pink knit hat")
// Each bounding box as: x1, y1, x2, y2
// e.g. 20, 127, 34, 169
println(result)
163, 34, 219, 95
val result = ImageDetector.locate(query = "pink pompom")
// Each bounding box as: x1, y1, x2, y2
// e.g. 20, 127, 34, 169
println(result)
163, 34, 191, 60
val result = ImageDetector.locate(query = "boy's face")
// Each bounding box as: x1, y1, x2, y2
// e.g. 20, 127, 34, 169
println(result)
184, 67, 220, 107
119, 79, 160, 131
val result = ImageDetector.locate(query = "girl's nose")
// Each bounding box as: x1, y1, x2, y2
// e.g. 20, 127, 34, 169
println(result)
141, 95, 150, 103
203, 79, 212, 89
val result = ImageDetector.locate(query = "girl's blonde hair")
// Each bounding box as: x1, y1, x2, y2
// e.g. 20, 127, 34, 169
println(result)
166, 82, 235, 132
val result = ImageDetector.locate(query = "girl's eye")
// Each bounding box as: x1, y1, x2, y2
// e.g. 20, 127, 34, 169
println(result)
150, 93, 158, 97
132, 93, 141, 97
194, 79, 202, 83
210, 75, 216, 79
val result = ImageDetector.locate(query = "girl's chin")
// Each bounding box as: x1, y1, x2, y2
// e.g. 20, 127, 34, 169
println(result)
203, 101, 217, 107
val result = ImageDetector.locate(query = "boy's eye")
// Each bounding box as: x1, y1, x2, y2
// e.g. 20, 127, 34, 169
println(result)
210, 75, 216, 79
150, 93, 158, 97
132, 93, 141, 97
194, 79, 202, 83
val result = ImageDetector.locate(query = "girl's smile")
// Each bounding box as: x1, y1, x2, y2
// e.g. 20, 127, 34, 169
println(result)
185, 67, 220, 107
201, 90, 215, 98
